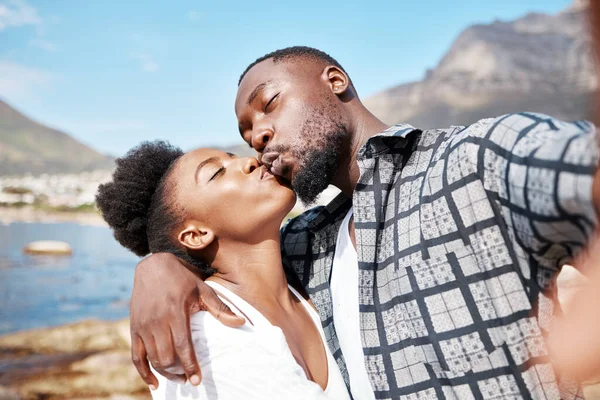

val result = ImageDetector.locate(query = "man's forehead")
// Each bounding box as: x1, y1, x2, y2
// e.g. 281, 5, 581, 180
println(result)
239, 59, 286, 93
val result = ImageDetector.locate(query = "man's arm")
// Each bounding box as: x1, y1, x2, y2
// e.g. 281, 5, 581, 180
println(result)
546, 1, 600, 384
548, 230, 600, 383
475, 112, 598, 269
130, 253, 244, 389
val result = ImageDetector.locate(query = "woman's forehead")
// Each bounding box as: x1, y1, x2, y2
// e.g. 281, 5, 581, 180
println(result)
182, 148, 230, 164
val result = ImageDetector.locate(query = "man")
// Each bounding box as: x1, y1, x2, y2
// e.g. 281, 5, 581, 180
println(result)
128, 46, 599, 399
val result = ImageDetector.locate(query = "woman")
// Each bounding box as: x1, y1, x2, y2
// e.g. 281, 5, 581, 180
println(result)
96, 141, 350, 400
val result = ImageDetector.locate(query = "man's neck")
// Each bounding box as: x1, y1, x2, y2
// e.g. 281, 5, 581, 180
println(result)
333, 108, 389, 198
207, 236, 293, 311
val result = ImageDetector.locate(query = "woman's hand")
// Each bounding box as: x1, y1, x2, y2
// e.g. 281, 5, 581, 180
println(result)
129, 252, 245, 389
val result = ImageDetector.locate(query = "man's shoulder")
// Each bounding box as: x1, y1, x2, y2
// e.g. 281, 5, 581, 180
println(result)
437, 112, 595, 139
417, 113, 595, 159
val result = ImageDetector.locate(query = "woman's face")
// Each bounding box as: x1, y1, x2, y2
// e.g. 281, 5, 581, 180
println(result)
172, 148, 296, 243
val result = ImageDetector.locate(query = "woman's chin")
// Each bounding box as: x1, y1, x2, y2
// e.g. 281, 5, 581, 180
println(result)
275, 199, 298, 226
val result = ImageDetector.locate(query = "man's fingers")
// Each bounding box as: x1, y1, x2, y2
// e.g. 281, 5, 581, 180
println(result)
171, 320, 202, 386
151, 328, 186, 378
150, 329, 188, 384
131, 335, 159, 389
199, 284, 245, 328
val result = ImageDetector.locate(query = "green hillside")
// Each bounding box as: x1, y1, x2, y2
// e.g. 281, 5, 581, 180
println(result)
0, 99, 115, 176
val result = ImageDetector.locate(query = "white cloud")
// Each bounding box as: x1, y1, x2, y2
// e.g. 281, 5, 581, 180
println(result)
188, 10, 202, 21
131, 53, 159, 73
0, 0, 41, 31
0, 1, 58, 54
0, 60, 54, 102
29, 37, 57, 52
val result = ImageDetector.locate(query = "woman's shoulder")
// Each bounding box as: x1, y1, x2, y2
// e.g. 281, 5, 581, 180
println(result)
188, 284, 288, 357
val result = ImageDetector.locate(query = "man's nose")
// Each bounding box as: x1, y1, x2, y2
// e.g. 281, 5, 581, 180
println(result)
251, 129, 273, 152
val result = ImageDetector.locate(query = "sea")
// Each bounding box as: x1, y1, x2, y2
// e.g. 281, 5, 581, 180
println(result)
0, 222, 140, 335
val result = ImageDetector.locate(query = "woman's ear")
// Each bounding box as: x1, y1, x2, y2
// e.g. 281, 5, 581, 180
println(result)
178, 224, 215, 251
322, 65, 350, 96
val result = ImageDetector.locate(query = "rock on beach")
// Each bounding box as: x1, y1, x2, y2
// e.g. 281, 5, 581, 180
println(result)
22, 241, 72, 256
0, 319, 150, 400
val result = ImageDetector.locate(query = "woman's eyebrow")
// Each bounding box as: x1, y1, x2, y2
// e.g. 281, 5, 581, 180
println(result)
195, 157, 220, 183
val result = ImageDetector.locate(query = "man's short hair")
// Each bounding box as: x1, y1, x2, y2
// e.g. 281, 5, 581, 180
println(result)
238, 46, 352, 86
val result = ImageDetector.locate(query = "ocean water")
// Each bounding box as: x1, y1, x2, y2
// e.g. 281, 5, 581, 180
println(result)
0, 222, 140, 335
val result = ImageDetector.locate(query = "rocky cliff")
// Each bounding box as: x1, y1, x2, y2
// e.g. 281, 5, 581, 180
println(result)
364, 1, 598, 128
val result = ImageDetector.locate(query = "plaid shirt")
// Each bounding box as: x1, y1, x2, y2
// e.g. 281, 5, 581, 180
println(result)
280, 113, 598, 400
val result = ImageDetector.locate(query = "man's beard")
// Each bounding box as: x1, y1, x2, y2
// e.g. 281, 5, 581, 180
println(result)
288, 103, 349, 205
291, 130, 346, 205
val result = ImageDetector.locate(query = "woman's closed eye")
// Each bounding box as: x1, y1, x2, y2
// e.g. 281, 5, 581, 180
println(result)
209, 166, 225, 181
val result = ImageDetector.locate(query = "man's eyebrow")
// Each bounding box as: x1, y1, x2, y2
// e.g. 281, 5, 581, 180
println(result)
195, 157, 220, 183
247, 81, 272, 105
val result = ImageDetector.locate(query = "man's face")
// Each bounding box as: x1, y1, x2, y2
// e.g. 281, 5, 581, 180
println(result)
235, 58, 349, 205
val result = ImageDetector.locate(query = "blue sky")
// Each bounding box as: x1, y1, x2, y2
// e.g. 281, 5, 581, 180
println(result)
1, 0, 572, 156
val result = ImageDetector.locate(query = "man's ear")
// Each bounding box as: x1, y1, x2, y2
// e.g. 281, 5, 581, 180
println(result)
322, 65, 350, 96
178, 224, 215, 251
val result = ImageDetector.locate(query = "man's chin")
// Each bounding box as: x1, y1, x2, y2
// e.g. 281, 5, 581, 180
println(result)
292, 179, 330, 206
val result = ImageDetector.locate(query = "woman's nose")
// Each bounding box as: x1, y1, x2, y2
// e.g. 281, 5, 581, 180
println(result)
251, 129, 273, 152
241, 157, 260, 174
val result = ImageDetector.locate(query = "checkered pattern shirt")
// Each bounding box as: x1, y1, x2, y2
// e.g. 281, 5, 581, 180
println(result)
280, 113, 598, 400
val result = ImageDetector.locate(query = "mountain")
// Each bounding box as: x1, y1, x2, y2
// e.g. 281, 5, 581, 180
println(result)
0, 100, 115, 176
364, 1, 597, 128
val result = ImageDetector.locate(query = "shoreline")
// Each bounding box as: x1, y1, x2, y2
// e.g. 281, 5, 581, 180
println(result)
0, 206, 107, 227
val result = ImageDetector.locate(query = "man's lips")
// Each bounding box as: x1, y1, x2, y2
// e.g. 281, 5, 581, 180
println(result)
270, 157, 286, 177
261, 151, 292, 182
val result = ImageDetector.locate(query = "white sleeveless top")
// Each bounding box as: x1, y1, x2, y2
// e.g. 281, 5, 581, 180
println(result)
150, 281, 350, 400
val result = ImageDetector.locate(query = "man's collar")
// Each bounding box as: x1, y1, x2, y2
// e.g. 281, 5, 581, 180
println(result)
308, 191, 352, 231
357, 123, 420, 159
307, 124, 420, 231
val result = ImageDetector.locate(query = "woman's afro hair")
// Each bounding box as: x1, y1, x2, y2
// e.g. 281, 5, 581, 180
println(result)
96, 141, 183, 257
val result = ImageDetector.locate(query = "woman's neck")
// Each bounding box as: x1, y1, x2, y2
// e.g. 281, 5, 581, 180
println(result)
206, 235, 294, 311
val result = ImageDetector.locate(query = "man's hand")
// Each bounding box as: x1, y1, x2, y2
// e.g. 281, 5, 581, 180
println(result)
129, 252, 245, 389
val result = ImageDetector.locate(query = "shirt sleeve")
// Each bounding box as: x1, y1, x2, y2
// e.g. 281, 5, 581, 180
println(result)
150, 313, 331, 400
475, 112, 598, 269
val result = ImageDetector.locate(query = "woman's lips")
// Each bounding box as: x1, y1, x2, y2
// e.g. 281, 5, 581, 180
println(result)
259, 164, 292, 188
259, 166, 274, 180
